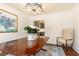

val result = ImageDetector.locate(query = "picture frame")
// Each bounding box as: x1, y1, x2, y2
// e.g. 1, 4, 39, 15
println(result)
0, 9, 18, 33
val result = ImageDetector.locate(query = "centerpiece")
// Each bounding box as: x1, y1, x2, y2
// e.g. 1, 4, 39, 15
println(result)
24, 25, 39, 48
24, 25, 39, 40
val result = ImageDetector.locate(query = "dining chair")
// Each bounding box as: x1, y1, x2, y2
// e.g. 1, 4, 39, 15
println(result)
57, 29, 74, 47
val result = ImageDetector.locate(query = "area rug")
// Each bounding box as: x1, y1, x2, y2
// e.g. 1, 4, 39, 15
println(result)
0, 44, 65, 56
36, 44, 65, 56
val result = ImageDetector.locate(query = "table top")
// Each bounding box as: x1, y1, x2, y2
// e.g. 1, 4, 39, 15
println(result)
3, 36, 49, 56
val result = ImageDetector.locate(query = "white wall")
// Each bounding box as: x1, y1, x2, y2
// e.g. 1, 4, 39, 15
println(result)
73, 4, 79, 54
29, 10, 74, 44
0, 4, 29, 43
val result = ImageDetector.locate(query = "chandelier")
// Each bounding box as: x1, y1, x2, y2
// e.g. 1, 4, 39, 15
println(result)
25, 3, 44, 15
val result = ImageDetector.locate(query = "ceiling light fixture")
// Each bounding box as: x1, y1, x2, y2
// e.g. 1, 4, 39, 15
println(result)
25, 3, 44, 15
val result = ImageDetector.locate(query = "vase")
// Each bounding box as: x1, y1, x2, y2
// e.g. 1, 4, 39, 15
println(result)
27, 34, 38, 40
27, 34, 38, 48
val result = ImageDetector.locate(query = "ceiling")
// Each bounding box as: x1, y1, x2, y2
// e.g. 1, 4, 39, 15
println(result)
7, 3, 75, 15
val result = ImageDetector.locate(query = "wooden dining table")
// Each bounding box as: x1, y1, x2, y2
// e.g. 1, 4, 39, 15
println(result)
3, 36, 49, 56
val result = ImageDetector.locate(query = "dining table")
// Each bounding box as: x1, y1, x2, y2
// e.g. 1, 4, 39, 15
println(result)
3, 36, 49, 56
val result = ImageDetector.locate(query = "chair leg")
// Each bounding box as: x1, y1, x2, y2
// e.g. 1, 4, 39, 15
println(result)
71, 43, 73, 47
57, 38, 58, 46
66, 40, 67, 46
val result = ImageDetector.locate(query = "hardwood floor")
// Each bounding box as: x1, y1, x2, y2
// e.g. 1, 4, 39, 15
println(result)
47, 44, 79, 56
62, 46, 79, 56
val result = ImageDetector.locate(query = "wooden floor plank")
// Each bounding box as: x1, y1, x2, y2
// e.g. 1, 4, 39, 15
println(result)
62, 46, 79, 56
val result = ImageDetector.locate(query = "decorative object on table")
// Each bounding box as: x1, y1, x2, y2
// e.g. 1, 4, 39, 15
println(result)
24, 25, 40, 48
24, 25, 40, 40
0, 9, 18, 33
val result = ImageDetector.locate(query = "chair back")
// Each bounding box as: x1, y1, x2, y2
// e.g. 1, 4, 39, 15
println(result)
62, 29, 74, 40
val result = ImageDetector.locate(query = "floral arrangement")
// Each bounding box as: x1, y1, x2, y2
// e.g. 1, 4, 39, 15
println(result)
24, 25, 39, 34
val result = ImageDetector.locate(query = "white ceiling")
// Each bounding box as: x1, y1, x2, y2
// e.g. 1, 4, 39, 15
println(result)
7, 3, 75, 15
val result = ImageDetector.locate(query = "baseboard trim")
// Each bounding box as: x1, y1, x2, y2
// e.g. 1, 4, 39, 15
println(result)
73, 48, 79, 55
46, 43, 62, 47
46, 43, 56, 46
46, 43, 70, 47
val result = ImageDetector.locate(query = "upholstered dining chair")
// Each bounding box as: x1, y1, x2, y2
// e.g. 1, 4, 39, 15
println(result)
57, 29, 74, 47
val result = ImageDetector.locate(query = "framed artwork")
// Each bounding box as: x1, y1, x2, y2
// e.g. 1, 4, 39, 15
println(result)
0, 9, 18, 33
